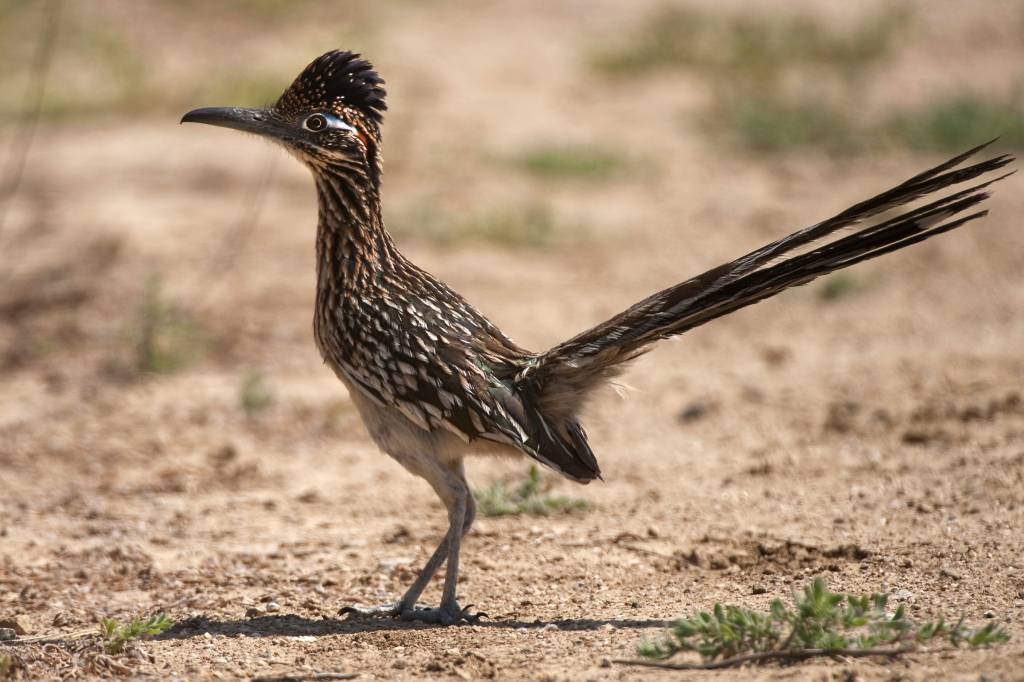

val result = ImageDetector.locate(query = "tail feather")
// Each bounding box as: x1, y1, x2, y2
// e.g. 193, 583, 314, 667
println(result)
519, 144, 1014, 422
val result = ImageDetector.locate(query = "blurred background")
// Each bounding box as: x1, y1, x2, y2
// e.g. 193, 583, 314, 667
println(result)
0, 0, 1022, 675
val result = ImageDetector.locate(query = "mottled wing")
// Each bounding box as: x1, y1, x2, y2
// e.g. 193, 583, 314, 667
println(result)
338, 282, 600, 482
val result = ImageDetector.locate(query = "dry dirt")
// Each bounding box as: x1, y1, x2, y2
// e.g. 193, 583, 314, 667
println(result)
1, 1, 1023, 680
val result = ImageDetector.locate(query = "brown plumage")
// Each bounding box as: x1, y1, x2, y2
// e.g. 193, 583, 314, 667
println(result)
183, 50, 1013, 624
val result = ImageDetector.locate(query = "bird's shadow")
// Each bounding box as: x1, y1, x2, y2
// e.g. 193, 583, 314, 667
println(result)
157, 613, 672, 640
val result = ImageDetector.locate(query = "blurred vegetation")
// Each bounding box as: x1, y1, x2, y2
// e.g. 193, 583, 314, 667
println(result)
595, 4, 1024, 156
886, 94, 1024, 152
718, 97, 863, 156
388, 202, 573, 249
818, 273, 878, 302
507, 145, 628, 180
591, 5, 908, 77
0, 0, 371, 122
240, 369, 274, 416
135, 276, 206, 374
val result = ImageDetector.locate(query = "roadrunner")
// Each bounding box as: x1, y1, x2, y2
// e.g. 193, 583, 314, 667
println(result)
183, 50, 1012, 625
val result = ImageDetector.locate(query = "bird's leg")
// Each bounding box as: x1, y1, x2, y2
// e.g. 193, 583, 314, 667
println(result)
339, 535, 450, 619
341, 460, 482, 625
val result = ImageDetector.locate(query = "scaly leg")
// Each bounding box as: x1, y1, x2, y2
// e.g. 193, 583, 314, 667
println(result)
341, 460, 482, 624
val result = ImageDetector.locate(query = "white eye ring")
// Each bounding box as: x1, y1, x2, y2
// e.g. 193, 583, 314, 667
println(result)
303, 113, 357, 134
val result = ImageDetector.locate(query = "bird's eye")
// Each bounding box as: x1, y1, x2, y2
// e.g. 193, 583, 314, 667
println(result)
304, 113, 328, 132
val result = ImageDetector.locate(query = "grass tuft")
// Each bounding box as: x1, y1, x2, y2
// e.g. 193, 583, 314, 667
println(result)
389, 203, 566, 249
592, 6, 909, 77
135, 275, 206, 374
475, 465, 590, 517
240, 369, 274, 416
886, 94, 1024, 152
509, 145, 628, 180
819, 273, 876, 302
635, 578, 1009, 668
720, 97, 862, 155
100, 614, 172, 655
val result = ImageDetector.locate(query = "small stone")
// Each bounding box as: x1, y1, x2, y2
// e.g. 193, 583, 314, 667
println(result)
600, 657, 612, 668
891, 589, 914, 602
751, 585, 768, 595
599, 623, 616, 632
678, 401, 713, 423
939, 567, 963, 581
245, 607, 263, 618
0, 628, 16, 641
444, 647, 461, 656
264, 602, 281, 613
0, 615, 30, 635
203, 632, 213, 640
541, 623, 559, 631
984, 610, 995, 619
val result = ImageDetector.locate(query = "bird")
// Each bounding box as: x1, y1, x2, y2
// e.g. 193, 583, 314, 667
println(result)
182, 50, 1013, 625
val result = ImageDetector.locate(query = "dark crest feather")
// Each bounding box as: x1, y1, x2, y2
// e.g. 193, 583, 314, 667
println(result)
275, 50, 387, 124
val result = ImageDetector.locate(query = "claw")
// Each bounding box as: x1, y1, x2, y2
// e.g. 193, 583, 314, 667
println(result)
339, 603, 400, 619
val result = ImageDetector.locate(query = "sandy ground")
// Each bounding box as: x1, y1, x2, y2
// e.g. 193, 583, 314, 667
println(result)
2, 1, 1024, 679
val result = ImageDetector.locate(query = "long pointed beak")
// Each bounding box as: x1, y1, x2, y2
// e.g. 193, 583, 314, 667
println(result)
180, 107, 282, 138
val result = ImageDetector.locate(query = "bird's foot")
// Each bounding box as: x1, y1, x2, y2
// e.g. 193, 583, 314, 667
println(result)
399, 602, 486, 626
340, 601, 485, 626
339, 602, 403, 619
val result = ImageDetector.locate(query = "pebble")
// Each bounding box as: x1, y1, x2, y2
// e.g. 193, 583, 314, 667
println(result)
0, 628, 16, 641
891, 589, 915, 602
0, 616, 30, 635
245, 607, 263, 618
265, 602, 281, 613
984, 610, 995, 619
600, 657, 612, 668
751, 585, 768, 595
541, 623, 559, 632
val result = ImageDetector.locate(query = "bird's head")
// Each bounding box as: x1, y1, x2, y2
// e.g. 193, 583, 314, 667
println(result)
182, 50, 386, 184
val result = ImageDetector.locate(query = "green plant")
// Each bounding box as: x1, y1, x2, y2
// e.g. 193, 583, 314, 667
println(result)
629, 578, 1008, 669
389, 203, 567, 249
474, 465, 590, 517
509, 145, 627, 179
591, 6, 909, 77
720, 96, 863, 155
136, 275, 206, 373
100, 614, 172, 655
887, 94, 1024, 152
819, 273, 876, 301
240, 369, 274, 416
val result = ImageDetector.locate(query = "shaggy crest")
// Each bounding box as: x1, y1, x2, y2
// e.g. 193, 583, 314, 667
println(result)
274, 50, 387, 124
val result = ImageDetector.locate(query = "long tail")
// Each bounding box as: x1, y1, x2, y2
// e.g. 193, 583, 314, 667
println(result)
517, 141, 1014, 422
